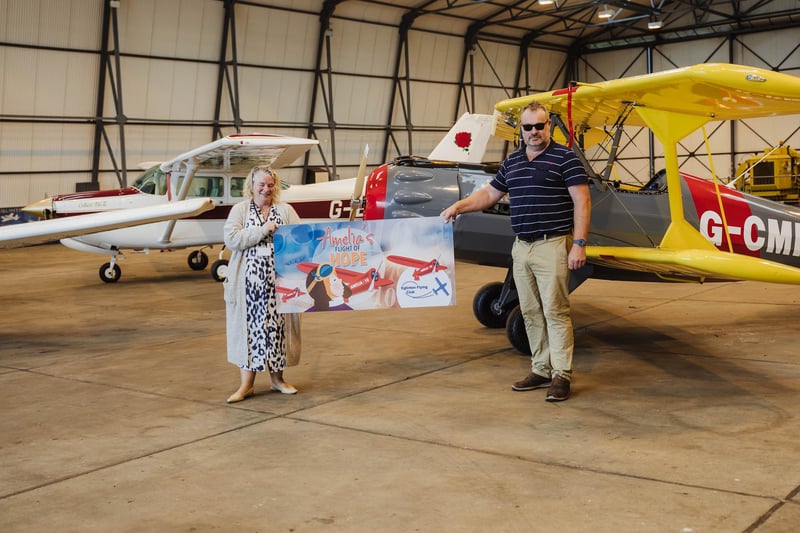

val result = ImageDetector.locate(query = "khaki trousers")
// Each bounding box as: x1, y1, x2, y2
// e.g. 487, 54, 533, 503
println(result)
511, 235, 574, 381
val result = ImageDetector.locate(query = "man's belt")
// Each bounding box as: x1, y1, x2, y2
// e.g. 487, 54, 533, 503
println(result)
517, 230, 571, 243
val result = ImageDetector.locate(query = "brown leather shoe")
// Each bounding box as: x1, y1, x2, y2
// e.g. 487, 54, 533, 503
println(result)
545, 375, 570, 402
512, 372, 552, 391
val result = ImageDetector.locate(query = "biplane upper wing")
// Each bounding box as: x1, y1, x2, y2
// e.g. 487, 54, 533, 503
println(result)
494, 63, 800, 140
0, 197, 214, 249
495, 63, 800, 285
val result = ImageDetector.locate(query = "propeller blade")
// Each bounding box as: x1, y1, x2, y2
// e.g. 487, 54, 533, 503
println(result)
349, 144, 369, 221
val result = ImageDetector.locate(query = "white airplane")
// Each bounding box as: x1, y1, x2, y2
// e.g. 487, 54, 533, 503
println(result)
16, 123, 487, 283
16, 133, 363, 282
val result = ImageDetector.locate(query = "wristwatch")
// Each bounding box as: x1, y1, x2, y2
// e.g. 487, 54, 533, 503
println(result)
573, 238, 587, 247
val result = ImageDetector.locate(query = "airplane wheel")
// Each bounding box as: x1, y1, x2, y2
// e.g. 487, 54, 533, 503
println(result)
99, 262, 121, 283
506, 306, 531, 356
211, 259, 228, 282
188, 250, 209, 271
472, 282, 509, 328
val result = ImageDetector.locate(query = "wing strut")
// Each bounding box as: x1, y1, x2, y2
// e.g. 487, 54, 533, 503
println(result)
160, 162, 199, 244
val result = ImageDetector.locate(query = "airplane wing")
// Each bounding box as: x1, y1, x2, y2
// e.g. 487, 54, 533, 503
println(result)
0, 198, 214, 250
494, 63, 800, 141
295, 262, 367, 285
327, 266, 366, 284
587, 246, 800, 285
296, 262, 317, 275
159, 133, 319, 174
386, 255, 428, 268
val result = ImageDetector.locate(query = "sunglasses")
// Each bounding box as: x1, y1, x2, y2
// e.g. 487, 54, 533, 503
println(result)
521, 122, 548, 132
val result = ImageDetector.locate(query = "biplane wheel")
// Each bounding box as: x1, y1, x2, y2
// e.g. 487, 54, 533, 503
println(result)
472, 282, 510, 328
188, 250, 209, 271
99, 262, 121, 283
506, 306, 531, 356
211, 259, 228, 282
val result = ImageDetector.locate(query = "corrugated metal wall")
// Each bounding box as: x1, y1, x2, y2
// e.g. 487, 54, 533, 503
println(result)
1, 0, 798, 207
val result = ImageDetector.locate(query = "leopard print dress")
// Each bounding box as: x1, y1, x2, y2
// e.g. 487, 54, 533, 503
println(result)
241, 202, 286, 373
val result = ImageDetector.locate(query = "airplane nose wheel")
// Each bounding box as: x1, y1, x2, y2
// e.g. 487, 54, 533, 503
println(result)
99, 262, 121, 283
211, 259, 228, 282
188, 250, 209, 271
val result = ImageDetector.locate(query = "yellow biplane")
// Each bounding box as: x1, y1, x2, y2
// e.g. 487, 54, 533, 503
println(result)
362, 63, 800, 352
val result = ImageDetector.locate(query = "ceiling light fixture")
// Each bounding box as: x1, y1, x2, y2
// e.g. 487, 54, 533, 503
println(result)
538, 0, 555, 6
648, 19, 663, 30
598, 5, 614, 19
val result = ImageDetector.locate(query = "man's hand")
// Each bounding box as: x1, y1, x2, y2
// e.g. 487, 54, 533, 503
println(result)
568, 245, 587, 270
441, 203, 459, 223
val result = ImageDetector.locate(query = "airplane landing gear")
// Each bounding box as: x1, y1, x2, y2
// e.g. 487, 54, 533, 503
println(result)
99, 255, 122, 283
472, 269, 517, 328
211, 260, 228, 281
187, 250, 209, 271
505, 306, 531, 355
471, 269, 531, 354
211, 246, 228, 282
472, 281, 512, 328
477, 263, 592, 355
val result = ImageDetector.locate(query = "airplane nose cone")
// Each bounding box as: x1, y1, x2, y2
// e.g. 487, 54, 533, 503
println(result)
22, 198, 54, 219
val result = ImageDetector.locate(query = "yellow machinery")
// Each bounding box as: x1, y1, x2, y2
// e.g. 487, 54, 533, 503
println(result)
734, 145, 800, 205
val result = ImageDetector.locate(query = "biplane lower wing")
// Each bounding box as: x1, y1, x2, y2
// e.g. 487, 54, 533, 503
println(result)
588, 246, 800, 285
0, 197, 214, 250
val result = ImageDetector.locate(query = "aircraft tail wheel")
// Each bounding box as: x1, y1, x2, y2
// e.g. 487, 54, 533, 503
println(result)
188, 250, 209, 270
211, 259, 229, 282
506, 306, 531, 355
472, 282, 510, 328
99, 262, 122, 283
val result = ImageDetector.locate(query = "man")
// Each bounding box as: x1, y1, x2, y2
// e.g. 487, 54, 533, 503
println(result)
441, 102, 591, 402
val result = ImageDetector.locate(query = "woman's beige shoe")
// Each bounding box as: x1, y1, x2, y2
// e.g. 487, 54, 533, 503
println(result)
226, 387, 254, 403
270, 382, 298, 395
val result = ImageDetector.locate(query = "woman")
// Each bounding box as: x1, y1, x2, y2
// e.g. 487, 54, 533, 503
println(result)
223, 166, 300, 403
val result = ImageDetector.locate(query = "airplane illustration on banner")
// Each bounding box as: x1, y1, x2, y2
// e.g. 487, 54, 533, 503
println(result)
295, 261, 394, 297
358, 63, 800, 353
386, 255, 448, 280
276, 286, 306, 303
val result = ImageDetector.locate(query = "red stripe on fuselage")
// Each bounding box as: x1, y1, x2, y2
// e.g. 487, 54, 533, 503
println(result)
684, 175, 758, 257
52, 188, 141, 202
191, 200, 358, 221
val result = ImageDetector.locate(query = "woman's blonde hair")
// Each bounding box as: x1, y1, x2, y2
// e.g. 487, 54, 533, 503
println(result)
243, 165, 282, 202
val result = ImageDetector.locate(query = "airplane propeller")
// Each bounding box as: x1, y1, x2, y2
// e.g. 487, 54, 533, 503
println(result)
349, 144, 369, 221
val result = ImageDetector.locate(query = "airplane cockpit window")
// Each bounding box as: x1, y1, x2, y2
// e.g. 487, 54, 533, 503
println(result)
231, 177, 245, 198
177, 176, 224, 198
132, 167, 168, 196
641, 169, 668, 192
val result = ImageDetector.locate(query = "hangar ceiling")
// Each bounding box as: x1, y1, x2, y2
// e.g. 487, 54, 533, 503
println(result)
346, 0, 800, 53
1, 0, 799, 202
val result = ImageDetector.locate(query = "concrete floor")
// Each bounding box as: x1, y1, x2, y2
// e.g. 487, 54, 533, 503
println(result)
1, 243, 799, 532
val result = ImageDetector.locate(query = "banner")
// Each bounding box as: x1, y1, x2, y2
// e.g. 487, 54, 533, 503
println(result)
274, 218, 455, 312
